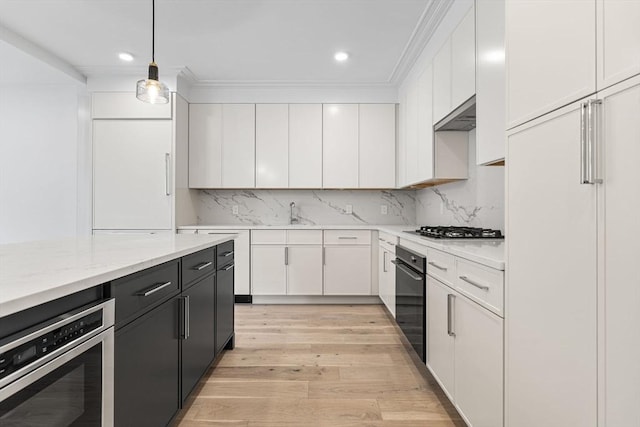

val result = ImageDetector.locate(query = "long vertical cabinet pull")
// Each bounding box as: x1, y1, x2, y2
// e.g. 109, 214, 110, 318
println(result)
180, 296, 190, 339
165, 153, 171, 195
580, 102, 589, 184
587, 99, 603, 184
322, 247, 325, 265
284, 247, 289, 265
447, 294, 456, 337
382, 251, 387, 273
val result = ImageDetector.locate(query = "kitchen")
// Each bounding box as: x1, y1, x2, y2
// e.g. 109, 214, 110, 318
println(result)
0, 0, 638, 426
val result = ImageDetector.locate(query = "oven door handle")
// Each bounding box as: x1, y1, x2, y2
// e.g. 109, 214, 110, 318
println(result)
391, 259, 423, 281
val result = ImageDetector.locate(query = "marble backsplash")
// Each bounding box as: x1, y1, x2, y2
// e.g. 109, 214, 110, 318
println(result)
416, 129, 505, 231
195, 189, 417, 226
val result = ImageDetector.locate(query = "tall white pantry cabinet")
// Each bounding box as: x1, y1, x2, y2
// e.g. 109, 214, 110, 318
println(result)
506, 1, 640, 426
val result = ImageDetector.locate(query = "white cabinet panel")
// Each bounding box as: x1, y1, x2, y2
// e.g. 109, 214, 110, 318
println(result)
451, 6, 475, 109
417, 65, 434, 181
251, 245, 286, 295
506, 0, 596, 128
324, 246, 371, 295
404, 80, 419, 185
256, 104, 288, 188
433, 39, 452, 124
359, 104, 396, 188
378, 247, 395, 317
455, 295, 503, 427
92, 92, 171, 119
189, 104, 222, 188
397, 92, 408, 188
289, 104, 322, 188
597, 0, 640, 90
198, 229, 251, 295
426, 276, 455, 400
287, 246, 323, 295
506, 101, 597, 427
93, 120, 172, 230
287, 230, 322, 245
322, 104, 359, 188
222, 104, 255, 188
251, 230, 287, 245
476, 0, 506, 165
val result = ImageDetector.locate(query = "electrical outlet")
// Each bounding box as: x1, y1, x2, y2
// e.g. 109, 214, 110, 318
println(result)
232, 205, 239, 215
345, 204, 353, 215
381, 205, 388, 215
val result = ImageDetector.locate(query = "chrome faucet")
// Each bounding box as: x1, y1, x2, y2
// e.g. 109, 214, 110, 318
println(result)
289, 202, 298, 224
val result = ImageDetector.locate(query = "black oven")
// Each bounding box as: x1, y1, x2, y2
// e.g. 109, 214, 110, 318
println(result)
0, 299, 114, 426
393, 245, 426, 362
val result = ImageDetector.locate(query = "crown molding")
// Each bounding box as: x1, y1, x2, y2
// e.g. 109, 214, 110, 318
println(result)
190, 80, 396, 89
387, 0, 453, 85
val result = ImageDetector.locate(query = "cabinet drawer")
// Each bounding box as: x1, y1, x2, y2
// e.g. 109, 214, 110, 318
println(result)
287, 230, 322, 244
182, 247, 216, 288
426, 248, 456, 286
251, 230, 286, 244
378, 231, 397, 253
216, 240, 235, 268
111, 260, 180, 327
455, 258, 504, 317
324, 230, 371, 245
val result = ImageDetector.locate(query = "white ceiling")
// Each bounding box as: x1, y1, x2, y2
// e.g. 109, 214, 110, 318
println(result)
0, 0, 440, 86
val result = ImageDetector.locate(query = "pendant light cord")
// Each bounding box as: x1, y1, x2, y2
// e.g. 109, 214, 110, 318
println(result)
152, 0, 155, 63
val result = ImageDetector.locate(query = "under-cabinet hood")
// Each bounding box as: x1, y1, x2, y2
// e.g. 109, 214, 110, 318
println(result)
434, 95, 476, 132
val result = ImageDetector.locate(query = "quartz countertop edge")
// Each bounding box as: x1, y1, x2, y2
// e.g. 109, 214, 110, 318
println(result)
180, 225, 505, 270
0, 233, 237, 318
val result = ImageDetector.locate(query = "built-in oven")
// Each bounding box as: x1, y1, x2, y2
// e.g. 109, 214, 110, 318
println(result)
393, 245, 426, 362
0, 299, 115, 426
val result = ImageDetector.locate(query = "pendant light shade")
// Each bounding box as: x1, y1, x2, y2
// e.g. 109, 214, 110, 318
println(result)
137, 0, 169, 104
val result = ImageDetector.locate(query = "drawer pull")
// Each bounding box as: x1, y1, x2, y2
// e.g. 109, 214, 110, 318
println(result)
222, 263, 234, 271
447, 294, 456, 337
220, 251, 234, 257
137, 281, 172, 297
378, 238, 386, 242
338, 236, 358, 240
428, 261, 448, 271
192, 261, 213, 271
459, 275, 490, 291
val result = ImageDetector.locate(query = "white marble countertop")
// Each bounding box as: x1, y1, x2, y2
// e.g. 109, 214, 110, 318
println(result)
179, 224, 505, 270
0, 233, 236, 317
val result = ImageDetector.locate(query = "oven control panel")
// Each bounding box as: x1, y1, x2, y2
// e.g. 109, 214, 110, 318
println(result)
0, 311, 103, 381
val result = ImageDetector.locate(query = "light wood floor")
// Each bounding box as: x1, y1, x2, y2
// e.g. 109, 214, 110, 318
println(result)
175, 304, 465, 427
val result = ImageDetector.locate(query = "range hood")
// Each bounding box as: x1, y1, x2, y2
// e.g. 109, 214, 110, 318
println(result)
434, 95, 476, 132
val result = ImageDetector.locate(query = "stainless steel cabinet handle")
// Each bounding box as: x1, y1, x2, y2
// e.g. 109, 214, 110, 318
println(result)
459, 275, 490, 291
587, 99, 603, 184
390, 259, 423, 281
338, 236, 358, 240
184, 295, 190, 339
165, 153, 171, 196
322, 247, 326, 265
379, 238, 386, 243
428, 261, 448, 271
447, 294, 456, 337
192, 261, 213, 271
222, 263, 234, 271
580, 102, 588, 184
221, 250, 234, 257
284, 247, 289, 265
383, 251, 387, 273
137, 281, 172, 297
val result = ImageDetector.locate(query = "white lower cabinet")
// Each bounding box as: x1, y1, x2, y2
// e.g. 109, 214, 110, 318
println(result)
323, 237, 372, 296
251, 245, 287, 295
378, 246, 395, 317
426, 276, 455, 399
287, 246, 323, 295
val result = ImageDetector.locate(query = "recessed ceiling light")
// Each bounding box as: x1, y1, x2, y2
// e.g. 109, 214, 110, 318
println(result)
118, 52, 134, 62
334, 51, 349, 62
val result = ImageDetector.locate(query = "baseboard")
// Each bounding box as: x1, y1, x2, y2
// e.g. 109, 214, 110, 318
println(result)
234, 294, 252, 304
251, 295, 383, 305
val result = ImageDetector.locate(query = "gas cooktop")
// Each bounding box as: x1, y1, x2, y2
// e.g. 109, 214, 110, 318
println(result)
405, 226, 504, 239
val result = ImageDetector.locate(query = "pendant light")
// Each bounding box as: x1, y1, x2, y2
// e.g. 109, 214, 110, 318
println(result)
136, 0, 169, 104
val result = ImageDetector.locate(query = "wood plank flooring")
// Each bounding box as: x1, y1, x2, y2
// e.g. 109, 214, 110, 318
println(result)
175, 304, 464, 427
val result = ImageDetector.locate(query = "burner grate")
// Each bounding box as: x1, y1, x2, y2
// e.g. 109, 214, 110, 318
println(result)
413, 226, 503, 239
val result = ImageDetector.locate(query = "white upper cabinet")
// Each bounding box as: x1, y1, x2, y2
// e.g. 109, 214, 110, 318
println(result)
597, 0, 640, 90
433, 38, 452, 124
322, 104, 359, 188
256, 104, 288, 188
92, 92, 172, 119
404, 81, 420, 185
359, 104, 396, 189
451, 7, 476, 109
476, 0, 506, 165
289, 104, 322, 188
417, 65, 435, 181
189, 104, 222, 188
222, 104, 255, 188
506, 0, 596, 129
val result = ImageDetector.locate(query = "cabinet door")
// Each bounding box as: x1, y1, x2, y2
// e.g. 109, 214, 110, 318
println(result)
322, 104, 359, 188
115, 299, 179, 427
433, 38, 452, 124
506, 100, 597, 427
93, 120, 172, 230
222, 104, 255, 188
397, 92, 408, 187
256, 104, 288, 188
188, 104, 222, 188
597, 0, 640, 90
426, 276, 455, 400
181, 275, 216, 403
454, 295, 503, 427
476, 0, 506, 165
379, 248, 396, 318
417, 65, 434, 181
404, 80, 419, 185
289, 104, 322, 188
601, 78, 640, 427
451, 6, 475, 109
287, 246, 323, 295
251, 245, 287, 295
359, 104, 396, 188
323, 246, 371, 295
506, 0, 596, 128
216, 263, 235, 354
